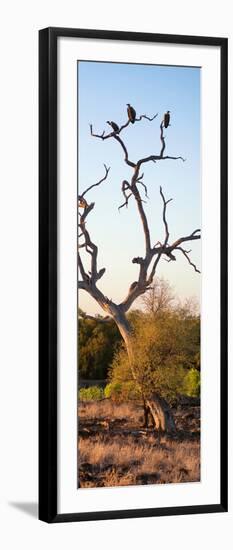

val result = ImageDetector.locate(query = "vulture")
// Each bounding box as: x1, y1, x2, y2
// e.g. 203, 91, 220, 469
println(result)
106, 120, 120, 133
164, 110, 170, 128
127, 103, 136, 123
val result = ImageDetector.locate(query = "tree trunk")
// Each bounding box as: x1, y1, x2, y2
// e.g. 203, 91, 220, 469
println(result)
109, 304, 176, 433
144, 394, 176, 433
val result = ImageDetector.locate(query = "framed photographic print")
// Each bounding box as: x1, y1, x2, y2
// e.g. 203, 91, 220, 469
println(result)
39, 27, 228, 523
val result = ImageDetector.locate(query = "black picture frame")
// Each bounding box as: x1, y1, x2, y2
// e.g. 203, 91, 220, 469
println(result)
39, 27, 228, 523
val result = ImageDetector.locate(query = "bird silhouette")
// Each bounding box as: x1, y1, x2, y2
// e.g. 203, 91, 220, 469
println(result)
164, 111, 170, 128
127, 103, 136, 123
106, 120, 120, 132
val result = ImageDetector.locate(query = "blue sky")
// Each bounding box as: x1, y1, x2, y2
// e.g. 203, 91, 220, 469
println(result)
78, 61, 201, 315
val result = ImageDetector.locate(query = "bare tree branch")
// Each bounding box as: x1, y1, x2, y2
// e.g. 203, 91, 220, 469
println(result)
137, 154, 186, 169
81, 112, 200, 318
131, 178, 151, 256
176, 247, 201, 273
78, 165, 110, 288
159, 186, 173, 246
118, 194, 133, 210
160, 121, 166, 157
78, 280, 89, 291
91, 115, 185, 171
78, 252, 89, 283
136, 173, 148, 198
136, 113, 158, 122
169, 229, 201, 250
90, 112, 158, 140
146, 253, 163, 287
79, 108, 200, 432
144, 187, 200, 293
118, 180, 133, 210
80, 164, 110, 198
113, 135, 136, 168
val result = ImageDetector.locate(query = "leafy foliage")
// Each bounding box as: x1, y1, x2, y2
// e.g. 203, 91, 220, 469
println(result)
183, 368, 200, 397
78, 280, 200, 402
78, 315, 121, 380
79, 386, 104, 401
104, 381, 140, 402
108, 306, 200, 401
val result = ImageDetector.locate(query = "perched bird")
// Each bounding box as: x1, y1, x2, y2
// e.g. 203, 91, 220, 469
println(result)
163, 110, 170, 128
106, 120, 120, 133
127, 103, 136, 123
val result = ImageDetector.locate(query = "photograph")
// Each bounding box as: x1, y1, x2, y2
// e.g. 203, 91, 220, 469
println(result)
77, 60, 201, 489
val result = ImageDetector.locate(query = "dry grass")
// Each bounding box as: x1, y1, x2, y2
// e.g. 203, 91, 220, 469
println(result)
78, 400, 200, 488
78, 400, 142, 422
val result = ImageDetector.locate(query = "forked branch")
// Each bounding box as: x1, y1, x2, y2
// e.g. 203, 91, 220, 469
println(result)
90, 112, 158, 141
80, 110, 200, 316
176, 247, 201, 273
78, 165, 110, 288
91, 114, 186, 168
81, 164, 110, 198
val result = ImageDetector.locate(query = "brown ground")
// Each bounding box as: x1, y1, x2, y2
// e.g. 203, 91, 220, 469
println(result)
78, 400, 200, 488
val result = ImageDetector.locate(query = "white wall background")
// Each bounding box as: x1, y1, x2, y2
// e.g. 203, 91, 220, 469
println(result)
0, 1, 231, 548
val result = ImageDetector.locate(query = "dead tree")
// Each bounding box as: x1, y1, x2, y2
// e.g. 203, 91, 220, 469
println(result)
78, 110, 201, 433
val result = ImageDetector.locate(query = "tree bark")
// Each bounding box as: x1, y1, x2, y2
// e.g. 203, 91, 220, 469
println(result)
109, 304, 176, 433
143, 393, 176, 433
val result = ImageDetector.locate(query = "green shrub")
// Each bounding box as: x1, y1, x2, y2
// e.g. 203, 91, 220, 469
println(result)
104, 382, 122, 401
103, 382, 113, 399
183, 368, 200, 398
104, 381, 141, 402
79, 385, 104, 401
108, 309, 200, 402
78, 315, 121, 380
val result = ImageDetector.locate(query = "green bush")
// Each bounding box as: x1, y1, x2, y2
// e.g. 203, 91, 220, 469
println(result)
104, 382, 122, 401
107, 307, 200, 402
183, 368, 200, 398
79, 385, 104, 401
104, 381, 141, 402
78, 315, 121, 380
